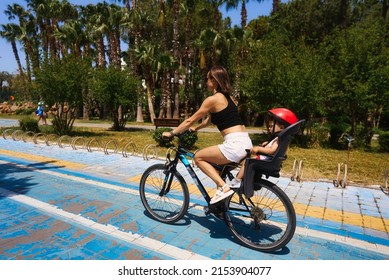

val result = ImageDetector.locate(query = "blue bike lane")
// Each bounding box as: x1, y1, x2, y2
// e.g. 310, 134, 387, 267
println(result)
0, 135, 388, 260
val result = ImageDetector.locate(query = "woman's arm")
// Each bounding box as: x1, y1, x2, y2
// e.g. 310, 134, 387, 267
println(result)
163, 96, 215, 137
191, 115, 211, 132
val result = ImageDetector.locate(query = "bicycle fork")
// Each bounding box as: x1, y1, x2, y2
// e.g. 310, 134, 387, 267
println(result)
160, 166, 175, 196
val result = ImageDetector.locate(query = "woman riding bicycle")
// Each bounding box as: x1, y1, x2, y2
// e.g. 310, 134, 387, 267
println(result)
162, 65, 252, 204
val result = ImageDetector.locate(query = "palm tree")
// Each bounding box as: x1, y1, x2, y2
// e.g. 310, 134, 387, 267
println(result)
232, 28, 255, 101
135, 42, 158, 122
3, 3, 36, 82
226, 0, 264, 30
172, 0, 181, 119
157, 53, 175, 118
156, 0, 172, 118
208, 0, 227, 32
96, 3, 123, 68
27, 0, 53, 61
84, 4, 108, 68
181, 0, 196, 119
0, 24, 24, 77
272, 0, 279, 15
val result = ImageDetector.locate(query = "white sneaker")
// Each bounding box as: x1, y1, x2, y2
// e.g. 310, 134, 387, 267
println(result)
229, 178, 241, 189
210, 185, 234, 204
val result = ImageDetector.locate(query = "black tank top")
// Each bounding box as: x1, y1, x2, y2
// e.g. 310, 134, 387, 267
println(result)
210, 95, 244, 131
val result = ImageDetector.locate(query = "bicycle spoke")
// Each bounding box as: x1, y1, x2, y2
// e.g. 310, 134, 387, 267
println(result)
225, 181, 296, 252
139, 164, 189, 223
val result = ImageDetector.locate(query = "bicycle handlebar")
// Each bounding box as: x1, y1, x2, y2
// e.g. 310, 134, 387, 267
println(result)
162, 130, 193, 139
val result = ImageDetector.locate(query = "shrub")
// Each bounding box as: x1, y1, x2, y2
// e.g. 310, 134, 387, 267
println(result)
152, 128, 173, 147
179, 130, 198, 149
19, 116, 40, 133
152, 128, 198, 149
51, 118, 72, 135
15, 108, 36, 115
378, 131, 389, 152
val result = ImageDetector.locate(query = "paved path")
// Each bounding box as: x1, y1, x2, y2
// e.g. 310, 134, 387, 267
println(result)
0, 118, 388, 261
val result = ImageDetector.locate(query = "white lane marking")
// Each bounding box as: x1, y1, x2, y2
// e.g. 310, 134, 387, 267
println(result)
1, 160, 389, 256
0, 187, 209, 260
295, 227, 389, 255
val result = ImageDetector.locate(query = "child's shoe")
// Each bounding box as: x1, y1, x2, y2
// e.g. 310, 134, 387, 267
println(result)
229, 178, 242, 189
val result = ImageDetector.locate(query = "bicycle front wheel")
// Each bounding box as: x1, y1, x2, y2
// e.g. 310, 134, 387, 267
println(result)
225, 179, 296, 252
139, 164, 189, 223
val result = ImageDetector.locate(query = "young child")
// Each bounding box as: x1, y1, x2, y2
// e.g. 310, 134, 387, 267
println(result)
230, 108, 298, 189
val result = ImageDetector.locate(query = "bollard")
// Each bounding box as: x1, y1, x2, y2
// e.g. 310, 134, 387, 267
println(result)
333, 162, 347, 188
381, 168, 389, 195
291, 159, 304, 182
333, 134, 354, 188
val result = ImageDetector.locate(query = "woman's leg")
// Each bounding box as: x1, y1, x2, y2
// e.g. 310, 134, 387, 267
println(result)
194, 145, 230, 189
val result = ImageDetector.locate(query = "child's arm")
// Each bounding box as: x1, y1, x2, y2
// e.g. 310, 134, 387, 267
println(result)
251, 138, 279, 156
261, 141, 269, 147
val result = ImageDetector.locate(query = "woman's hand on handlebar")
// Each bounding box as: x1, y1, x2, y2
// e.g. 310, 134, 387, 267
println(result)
162, 131, 175, 140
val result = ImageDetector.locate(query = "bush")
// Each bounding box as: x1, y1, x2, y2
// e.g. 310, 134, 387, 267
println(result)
180, 130, 198, 149
152, 128, 198, 149
51, 118, 72, 135
378, 131, 389, 152
152, 128, 173, 147
19, 116, 40, 133
15, 108, 36, 115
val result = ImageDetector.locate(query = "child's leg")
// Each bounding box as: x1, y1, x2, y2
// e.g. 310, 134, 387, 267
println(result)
230, 161, 245, 188
236, 161, 245, 180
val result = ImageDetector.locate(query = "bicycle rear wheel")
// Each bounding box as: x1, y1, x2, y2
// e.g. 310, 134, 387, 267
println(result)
224, 179, 296, 252
139, 164, 189, 223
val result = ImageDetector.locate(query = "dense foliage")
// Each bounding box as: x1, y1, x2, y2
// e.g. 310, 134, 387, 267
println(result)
0, 0, 388, 149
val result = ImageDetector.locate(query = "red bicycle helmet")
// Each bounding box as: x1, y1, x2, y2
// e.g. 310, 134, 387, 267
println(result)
268, 108, 298, 127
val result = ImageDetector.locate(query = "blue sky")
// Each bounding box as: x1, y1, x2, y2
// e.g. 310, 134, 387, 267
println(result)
0, 0, 273, 74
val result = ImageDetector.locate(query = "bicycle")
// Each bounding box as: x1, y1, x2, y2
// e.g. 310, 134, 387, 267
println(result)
139, 120, 304, 252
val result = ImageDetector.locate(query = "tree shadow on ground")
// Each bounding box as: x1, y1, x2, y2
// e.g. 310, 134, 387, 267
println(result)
0, 161, 63, 199
140, 205, 291, 256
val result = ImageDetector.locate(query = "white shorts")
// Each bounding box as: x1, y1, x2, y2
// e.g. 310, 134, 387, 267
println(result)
218, 132, 253, 163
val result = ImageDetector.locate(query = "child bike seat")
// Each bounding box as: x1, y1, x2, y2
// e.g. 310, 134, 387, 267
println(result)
243, 119, 305, 198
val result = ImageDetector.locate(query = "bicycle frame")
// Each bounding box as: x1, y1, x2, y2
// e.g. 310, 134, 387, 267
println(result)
166, 146, 212, 203
161, 133, 265, 219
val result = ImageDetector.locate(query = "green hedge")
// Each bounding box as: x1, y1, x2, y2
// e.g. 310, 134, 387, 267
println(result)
152, 128, 198, 149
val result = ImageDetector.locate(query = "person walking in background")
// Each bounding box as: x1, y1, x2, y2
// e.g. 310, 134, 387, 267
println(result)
162, 65, 253, 204
35, 101, 47, 125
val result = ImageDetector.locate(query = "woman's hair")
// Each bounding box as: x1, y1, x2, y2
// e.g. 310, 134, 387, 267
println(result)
207, 66, 231, 95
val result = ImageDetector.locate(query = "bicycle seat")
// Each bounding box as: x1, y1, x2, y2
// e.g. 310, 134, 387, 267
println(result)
243, 119, 305, 198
